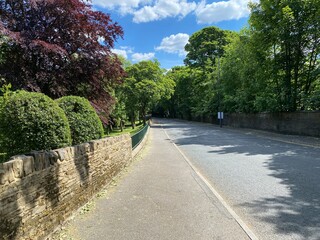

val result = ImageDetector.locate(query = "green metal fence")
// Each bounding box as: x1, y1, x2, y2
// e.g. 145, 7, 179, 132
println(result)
131, 122, 149, 149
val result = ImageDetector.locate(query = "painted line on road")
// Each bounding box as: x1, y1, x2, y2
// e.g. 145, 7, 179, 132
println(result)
162, 128, 259, 240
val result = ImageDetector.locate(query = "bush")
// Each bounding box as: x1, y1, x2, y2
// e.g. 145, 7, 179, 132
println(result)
0, 91, 72, 157
0, 96, 5, 158
56, 96, 104, 145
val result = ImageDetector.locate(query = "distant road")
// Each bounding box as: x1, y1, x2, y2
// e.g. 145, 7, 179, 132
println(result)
158, 118, 320, 240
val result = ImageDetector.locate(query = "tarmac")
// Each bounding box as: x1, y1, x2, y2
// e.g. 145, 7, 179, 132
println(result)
57, 121, 252, 240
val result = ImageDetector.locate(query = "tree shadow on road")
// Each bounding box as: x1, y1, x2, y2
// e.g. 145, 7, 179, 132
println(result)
162, 120, 320, 239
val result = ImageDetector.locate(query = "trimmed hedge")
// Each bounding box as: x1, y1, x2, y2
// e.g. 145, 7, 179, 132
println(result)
0, 96, 5, 160
0, 91, 72, 157
56, 96, 104, 145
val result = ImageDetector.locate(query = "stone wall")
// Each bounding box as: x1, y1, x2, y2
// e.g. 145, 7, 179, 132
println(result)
223, 112, 320, 137
0, 134, 132, 240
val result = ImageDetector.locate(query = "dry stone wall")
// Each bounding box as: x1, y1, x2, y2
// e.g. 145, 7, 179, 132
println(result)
0, 134, 132, 240
223, 112, 320, 137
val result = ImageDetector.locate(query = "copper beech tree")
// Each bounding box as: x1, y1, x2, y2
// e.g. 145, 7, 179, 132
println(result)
0, 0, 125, 123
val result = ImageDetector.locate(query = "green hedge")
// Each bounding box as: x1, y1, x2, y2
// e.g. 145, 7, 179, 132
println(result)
56, 96, 104, 145
0, 91, 72, 157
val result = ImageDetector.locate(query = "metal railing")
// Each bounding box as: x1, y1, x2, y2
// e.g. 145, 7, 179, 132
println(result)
131, 122, 149, 150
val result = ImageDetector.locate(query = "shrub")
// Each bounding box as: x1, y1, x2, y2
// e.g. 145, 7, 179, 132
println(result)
56, 96, 104, 145
0, 96, 5, 158
0, 91, 72, 157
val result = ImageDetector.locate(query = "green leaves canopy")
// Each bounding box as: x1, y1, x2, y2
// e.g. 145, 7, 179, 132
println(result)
168, 0, 320, 118
184, 26, 236, 68
249, 0, 320, 111
115, 60, 175, 125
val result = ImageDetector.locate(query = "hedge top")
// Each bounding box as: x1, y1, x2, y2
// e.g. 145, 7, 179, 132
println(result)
56, 96, 104, 145
0, 91, 72, 157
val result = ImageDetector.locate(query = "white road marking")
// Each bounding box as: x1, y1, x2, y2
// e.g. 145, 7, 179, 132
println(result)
162, 127, 260, 240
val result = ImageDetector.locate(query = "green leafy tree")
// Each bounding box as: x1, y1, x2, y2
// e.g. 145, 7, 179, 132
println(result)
0, 0, 125, 121
219, 30, 279, 113
123, 60, 175, 126
184, 26, 236, 68
181, 26, 237, 119
165, 66, 194, 119
249, 0, 320, 111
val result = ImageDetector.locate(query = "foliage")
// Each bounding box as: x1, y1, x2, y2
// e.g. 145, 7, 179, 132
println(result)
0, 35, 8, 65
0, 91, 71, 157
168, 1, 320, 118
0, 81, 12, 157
0, 0, 125, 121
118, 60, 175, 126
168, 27, 237, 120
184, 26, 236, 68
249, 0, 320, 111
219, 30, 279, 113
57, 96, 104, 145
106, 122, 145, 137
163, 66, 193, 119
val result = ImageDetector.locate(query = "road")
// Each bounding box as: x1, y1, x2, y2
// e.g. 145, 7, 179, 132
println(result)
159, 118, 320, 240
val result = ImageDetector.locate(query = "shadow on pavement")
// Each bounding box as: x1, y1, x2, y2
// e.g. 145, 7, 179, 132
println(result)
159, 119, 320, 239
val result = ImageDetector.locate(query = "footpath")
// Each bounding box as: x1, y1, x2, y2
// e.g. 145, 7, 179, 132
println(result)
54, 121, 251, 240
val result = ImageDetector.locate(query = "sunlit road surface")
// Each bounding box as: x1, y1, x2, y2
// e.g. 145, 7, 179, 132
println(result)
158, 118, 320, 240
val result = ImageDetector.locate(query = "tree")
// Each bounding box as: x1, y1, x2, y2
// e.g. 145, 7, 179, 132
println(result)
184, 26, 235, 68
165, 66, 193, 119
249, 0, 320, 111
121, 60, 175, 126
219, 30, 278, 113
181, 26, 237, 119
0, 0, 125, 122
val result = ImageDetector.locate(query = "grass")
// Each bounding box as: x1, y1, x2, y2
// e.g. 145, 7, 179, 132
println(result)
105, 122, 145, 137
79, 200, 95, 215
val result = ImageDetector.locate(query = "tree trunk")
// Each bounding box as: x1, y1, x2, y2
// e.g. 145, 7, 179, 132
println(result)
120, 119, 123, 132
130, 113, 135, 129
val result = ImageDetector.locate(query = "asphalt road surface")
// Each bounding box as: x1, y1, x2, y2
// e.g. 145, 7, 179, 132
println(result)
158, 118, 320, 240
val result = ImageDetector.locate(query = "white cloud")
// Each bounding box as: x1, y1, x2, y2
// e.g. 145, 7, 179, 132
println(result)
156, 33, 189, 56
92, 0, 255, 24
112, 49, 128, 58
195, 0, 253, 24
92, 0, 197, 22
131, 52, 155, 62
120, 46, 134, 54
133, 0, 197, 23
92, 0, 152, 15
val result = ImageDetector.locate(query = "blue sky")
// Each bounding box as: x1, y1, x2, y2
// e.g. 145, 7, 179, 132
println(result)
92, 0, 255, 69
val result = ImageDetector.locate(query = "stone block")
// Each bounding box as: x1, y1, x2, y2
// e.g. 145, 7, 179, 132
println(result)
11, 157, 24, 178
89, 140, 101, 152
23, 156, 35, 176
55, 149, 67, 161
83, 143, 90, 153
42, 153, 51, 168
46, 151, 59, 165
30, 151, 46, 171
0, 161, 15, 183
68, 147, 75, 158
0, 163, 8, 185
73, 145, 82, 156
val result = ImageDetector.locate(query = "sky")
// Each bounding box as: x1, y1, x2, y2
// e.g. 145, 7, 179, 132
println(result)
91, 0, 255, 70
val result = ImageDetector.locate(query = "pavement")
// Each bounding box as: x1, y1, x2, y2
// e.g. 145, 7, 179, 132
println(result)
58, 120, 252, 240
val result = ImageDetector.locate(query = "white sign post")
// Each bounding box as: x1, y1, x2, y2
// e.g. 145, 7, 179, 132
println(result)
218, 112, 224, 127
